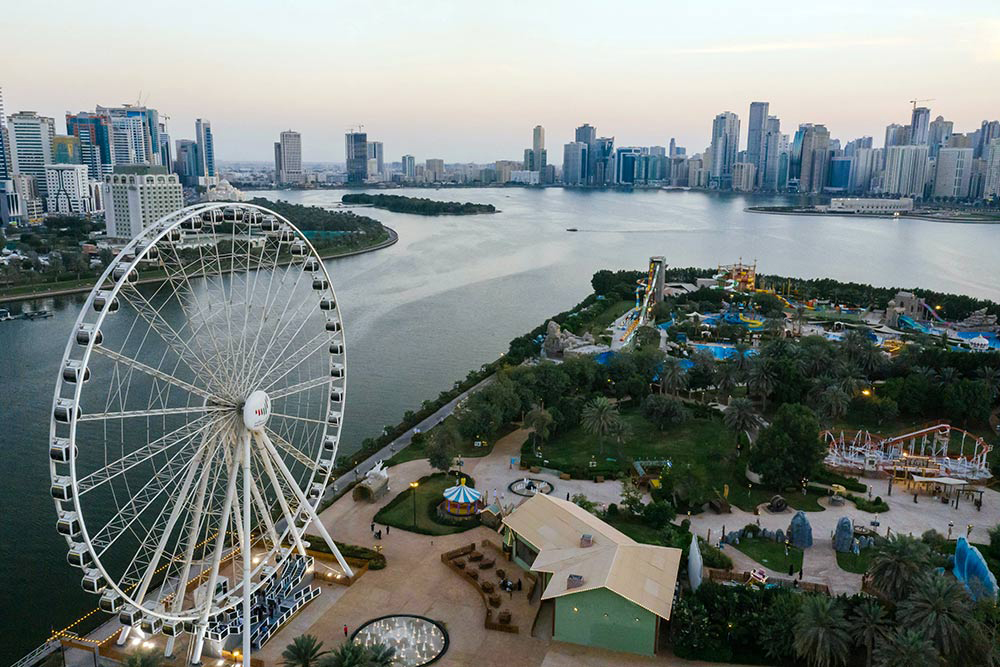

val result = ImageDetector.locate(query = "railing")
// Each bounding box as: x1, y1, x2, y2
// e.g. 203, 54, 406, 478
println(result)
9, 641, 57, 667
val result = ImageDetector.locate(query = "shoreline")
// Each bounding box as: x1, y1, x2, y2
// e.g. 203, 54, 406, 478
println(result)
745, 206, 1000, 225
0, 226, 398, 305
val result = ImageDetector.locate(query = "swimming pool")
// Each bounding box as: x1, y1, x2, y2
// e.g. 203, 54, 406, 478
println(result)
690, 342, 757, 360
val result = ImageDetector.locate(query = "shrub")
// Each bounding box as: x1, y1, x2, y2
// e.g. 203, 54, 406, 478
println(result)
301, 536, 387, 570
642, 500, 677, 529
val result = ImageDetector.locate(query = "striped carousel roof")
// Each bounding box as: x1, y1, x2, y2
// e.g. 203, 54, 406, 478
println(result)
443, 480, 482, 504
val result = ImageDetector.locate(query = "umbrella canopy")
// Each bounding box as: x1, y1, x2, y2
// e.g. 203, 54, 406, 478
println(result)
443, 479, 482, 504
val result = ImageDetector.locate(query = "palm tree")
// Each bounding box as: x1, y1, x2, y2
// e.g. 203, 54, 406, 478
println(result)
936, 366, 959, 386
873, 628, 939, 667
320, 642, 394, 667
659, 357, 688, 396
282, 635, 328, 667
715, 361, 739, 399
897, 573, 973, 660
581, 396, 620, 455
793, 595, 852, 667
795, 305, 807, 336
733, 341, 751, 373
124, 651, 164, 667
866, 534, 931, 602
723, 397, 757, 442
819, 386, 851, 422
524, 404, 553, 447
849, 598, 889, 667
747, 357, 777, 411
976, 366, 1000, 399
607, 417, 632, 458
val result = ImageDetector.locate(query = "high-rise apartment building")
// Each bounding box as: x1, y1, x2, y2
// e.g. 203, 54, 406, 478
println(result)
910, 106, 931, 145
613, 147, 641, 184
102, 165, 183, 238
574, 124, 596, 184
927, 116, 953, 158
709, 112, 739, 189
797, 124, 830, 194
45, 164, 92, 214
760, 116, 783, 190
592, 138, 614, 186
174, 139, 199, 187
523, 125, 547, 179
52, 135, 82, 164
401, 155, 416, 181
276, 130, 303, 185
977, 121, 1000, 159
7, 111, 56, 200
983, 139, 1000, 199
66, 112, 114, 179
0, 87, 7, 180
848, 148, 877, 193
425, 158, 444, 182
884, 123, 909, 148
731, 162, 756, 192
932, 147, 973, 199
97, 105, 160, 166
195, 119, 215, 180
367, 141, 384, 177
883, 145, 929, 198
345, 131, 368, 184
746, 102, 769, 188
562, 142, 588, 186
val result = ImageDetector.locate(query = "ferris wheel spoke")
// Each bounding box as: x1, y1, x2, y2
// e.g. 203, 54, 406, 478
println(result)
269, 412, 327, 426
78, 405, 229, 422
252, 435, 308, 557
263, 427, 319, 470
248, 288, 323, 387
256, 329, 332, 393
91, 345, 226, 405
248, 464, 280, 550
267, 375, 332, 402
77, 414, 217, 494
91, 435, 207, 555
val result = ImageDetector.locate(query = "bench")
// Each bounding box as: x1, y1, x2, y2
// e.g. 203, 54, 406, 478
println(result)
488, 594, 502, 608
468, 551, 483, 562
478, 558, 495, 570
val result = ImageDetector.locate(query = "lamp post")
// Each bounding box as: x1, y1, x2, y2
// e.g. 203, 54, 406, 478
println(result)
410, 481, 419, 528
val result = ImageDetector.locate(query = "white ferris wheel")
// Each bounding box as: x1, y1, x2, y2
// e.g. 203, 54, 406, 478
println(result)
48, 202, 352, 666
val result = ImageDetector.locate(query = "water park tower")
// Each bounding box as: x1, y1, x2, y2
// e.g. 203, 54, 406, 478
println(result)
651, 256, 666, 303
715, 259, 757, 292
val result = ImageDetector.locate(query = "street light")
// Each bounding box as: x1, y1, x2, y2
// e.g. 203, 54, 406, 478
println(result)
410, 481, 419, 528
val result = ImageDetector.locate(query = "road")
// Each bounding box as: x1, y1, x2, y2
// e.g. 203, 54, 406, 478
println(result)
325, 373, 496, 501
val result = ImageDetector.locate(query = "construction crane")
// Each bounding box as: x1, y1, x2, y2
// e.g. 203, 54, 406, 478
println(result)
909, 98, 934, 110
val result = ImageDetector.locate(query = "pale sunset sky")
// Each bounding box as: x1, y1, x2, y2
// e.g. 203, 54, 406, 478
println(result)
5, 0, 999, 162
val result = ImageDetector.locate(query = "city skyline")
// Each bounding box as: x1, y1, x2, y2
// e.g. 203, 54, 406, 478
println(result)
3, 0, 999, 162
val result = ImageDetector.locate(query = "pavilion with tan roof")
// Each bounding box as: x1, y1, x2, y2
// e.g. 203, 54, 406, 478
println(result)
501, 494, 682, 656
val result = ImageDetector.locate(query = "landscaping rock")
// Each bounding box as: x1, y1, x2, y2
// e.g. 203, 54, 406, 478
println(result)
788, 511, 813, 549
833, 517, 854, 553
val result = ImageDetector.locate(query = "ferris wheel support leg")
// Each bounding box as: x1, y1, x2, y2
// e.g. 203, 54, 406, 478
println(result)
116, 626, 131, 646
258, 431, 354, 578
249, 473, 280, 548
242, 431, 252, 667
191, 448, 243, 665
254, 436, 308, 557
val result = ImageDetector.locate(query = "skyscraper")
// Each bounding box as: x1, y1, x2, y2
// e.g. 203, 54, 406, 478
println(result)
345, 131, 368, 184
96, 104, 160, 166
103, 166, 183, 238
977, 120, 1000, 159
760, 115, 782, 190
575, 124, 596, 146
932, 147, 973, 199
174, 139, 199, 187
425, 159, 444, 182
401, 155, 416, 181
0, 86, 7, 180
613, 147, 641, 184
709, 112, 740, 189
66, 112, 114, 179
276, 130, 303, 185
562, 142, 588, 186
884, 123, 909, 148
909, 106, 931, 145
848, 148, 877, 193
45, 164, 92, 214
195, 119, 215, 180
575, 124, 596, 184
746, 102, 769, 188
592, 137, 614, 186
981, 139, 1000, 199
523, 125, 547, 178
927, 116, 953, 158
367, 141, 384, 177
883, 145, 929, 197
797, 124, 830, 194
7, 111, 56, 200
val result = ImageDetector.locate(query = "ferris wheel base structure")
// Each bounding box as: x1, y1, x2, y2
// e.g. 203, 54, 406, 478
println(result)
47, 203, 357, 667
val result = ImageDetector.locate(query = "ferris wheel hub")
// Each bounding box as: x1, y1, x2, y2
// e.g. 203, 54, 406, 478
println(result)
242, 390, 272, 431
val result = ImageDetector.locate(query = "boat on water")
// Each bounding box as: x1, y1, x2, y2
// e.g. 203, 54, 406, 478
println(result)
22, 310, 52, 320
566, 228, 579, 232
0, 308, 15, 322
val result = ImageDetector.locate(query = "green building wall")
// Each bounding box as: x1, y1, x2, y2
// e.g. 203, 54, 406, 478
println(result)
552, 587, 657, 656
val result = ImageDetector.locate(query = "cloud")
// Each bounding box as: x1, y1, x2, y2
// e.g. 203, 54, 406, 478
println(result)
670, 36, 908, 55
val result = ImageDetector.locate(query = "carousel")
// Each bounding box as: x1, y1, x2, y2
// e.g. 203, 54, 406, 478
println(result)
441, 478, 483, 516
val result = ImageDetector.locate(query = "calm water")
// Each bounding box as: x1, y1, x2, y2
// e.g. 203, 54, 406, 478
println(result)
1, 188, 998, 662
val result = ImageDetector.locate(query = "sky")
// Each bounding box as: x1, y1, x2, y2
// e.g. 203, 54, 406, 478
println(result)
4, 0, 1000, 163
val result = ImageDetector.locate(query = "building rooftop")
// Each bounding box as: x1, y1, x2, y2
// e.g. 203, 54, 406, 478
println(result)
502, 494, 682, 620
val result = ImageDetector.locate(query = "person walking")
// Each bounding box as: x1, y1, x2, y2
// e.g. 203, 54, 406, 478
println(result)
370, 521, 375, 533
385, 525, 389, 535
343, 624, 349, 637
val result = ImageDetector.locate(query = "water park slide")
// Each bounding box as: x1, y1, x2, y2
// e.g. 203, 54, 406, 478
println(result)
738, 314, 765, 329
897, 314, 931, 333
923, 302, 946, 322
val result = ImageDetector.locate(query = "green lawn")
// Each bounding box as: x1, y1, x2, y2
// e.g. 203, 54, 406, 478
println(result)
605, 515, 667, 545
373, 472, 480, 535
734, 538, 803, 573
835, 549, 873, 574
